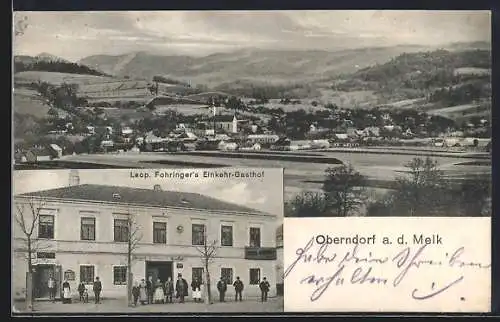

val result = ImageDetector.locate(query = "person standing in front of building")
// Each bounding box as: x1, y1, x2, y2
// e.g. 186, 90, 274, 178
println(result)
175, 273, 188, 303
233, 276, 244, 302
78, 281, 86, 302
93, 276, 102, 304
139, 279, 148, 305
47, 276, 56, 303
153, 278, 165, 304
191, 277, 202, 302
62, 280, 71, 304
217, 276, 227, 302
259, 277, 270, 302
146, 276, 153, 304
132, 281, 140, 307
164, 277, 174, 303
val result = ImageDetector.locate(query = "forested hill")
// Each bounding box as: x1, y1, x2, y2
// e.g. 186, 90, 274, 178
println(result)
14, 57, 111, 77
335, 49, 490, 92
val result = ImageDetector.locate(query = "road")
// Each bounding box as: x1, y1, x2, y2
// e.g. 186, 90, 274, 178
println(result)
13, 296, 284, 314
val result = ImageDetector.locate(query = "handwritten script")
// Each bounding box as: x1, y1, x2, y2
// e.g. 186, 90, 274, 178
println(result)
284, 236, 490, 302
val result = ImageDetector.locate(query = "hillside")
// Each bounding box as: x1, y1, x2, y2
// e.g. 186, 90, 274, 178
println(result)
79, 45, 433, 85
14, 55, 111, 77
335, 49, 490, 99
78, 42, 489, 86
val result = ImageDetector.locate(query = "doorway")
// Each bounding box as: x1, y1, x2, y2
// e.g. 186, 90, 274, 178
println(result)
33, 264, 55, 298
145, 261, 173, 283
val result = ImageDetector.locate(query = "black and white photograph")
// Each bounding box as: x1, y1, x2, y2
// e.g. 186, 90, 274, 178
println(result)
12, 10, 491, 219
12, 168, 284, 313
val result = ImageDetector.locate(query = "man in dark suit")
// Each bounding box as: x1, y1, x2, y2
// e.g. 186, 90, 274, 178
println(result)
175, 273, 188, 303
259, 277, 270, 302
93, 277, 102, 304
217, 276, 227, 302
146, 276, 153, 304
233, 276, 244, 302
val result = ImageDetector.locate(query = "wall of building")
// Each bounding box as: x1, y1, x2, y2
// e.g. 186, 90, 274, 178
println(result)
13, 252, 278, 300
13, 197, 279, 300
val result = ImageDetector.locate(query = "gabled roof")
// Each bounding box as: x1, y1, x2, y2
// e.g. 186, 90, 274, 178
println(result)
17, 184, 271, 216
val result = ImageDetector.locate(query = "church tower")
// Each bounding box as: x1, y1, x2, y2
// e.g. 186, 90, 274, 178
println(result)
69, 169, 80, 187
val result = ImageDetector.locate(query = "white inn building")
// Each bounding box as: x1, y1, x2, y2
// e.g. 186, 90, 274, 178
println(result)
13, 174, 279, 300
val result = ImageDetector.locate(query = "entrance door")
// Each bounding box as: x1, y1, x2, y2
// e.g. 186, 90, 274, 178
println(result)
145, 261, 173, 283
34, 265, 54, 298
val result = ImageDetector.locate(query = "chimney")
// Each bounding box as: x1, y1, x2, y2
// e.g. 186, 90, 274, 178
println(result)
69, 170, 80, 187
153, 184, 162, 191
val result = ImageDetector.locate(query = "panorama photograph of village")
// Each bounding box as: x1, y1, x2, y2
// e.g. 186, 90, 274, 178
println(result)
13, 10, 491, 220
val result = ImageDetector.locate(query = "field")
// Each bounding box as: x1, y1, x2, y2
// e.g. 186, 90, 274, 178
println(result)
102, 108, 152, 121
453, 67, 491, 76
14, 71, 113, 86
317, 89, 379, 107
13, 92, 49, 118
154, 104, 211, 116
427, 103, 489, 119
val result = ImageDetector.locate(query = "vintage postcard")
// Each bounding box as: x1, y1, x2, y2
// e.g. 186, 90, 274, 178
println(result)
12, 168, 284, 313
12, 9, 491, 314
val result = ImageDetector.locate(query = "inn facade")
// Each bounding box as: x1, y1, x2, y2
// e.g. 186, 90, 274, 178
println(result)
13, 175, 279, 300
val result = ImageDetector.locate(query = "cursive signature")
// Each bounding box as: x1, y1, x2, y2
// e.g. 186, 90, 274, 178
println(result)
285, 237, 490, 302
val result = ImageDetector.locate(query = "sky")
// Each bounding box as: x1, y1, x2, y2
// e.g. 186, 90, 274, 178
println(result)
13, 168, 284, 217
13, 10, 491, 61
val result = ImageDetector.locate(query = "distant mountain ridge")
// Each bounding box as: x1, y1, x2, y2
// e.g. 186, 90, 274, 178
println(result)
78, 41, 490, 85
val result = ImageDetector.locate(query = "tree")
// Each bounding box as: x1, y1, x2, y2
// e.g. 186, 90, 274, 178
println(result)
285, 192, 328, 217
14, 196, 49, 311
122, 210, 142, 307
392, 157, 447, 216
452, 175, 491, 216
322, 164, 367, 216
194, 225, 217, 305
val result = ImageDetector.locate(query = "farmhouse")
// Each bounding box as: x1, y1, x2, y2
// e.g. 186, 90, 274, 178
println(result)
13, 172, 279, 300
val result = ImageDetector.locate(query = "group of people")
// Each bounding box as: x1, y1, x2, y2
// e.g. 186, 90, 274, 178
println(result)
48, 276, 102, 304
47, 273, 271, 305
132, 274, 191, 306
216, 276, 270, 303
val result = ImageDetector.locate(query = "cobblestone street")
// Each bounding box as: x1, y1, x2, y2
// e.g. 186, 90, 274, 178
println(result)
13, 296, 284, 314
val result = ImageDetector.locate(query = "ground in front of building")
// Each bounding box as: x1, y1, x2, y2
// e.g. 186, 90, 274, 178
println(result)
13, 296, 284, 313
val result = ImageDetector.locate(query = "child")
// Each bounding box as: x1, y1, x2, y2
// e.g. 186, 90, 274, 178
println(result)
78, 282, 86, 302
83, 289, 89, 303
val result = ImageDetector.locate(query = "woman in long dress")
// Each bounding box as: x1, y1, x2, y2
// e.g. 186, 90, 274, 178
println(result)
191, 278, 202, 302
139, 279, 148, 305
153, 279, 165, 304
62, 280, 71, 304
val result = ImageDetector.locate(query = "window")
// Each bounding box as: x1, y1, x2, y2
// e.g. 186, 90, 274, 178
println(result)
113, 266, 127, 285
192, 224, 205, 246
114, 219, 129, 242
38, 215, 54, 239
81, 217, 96, 241
221, 225, 233, 246
249, 268, 260, 285
249, 227, 261, 247
80, 265, 95, 284
221, 268, 233, 284
153, 222, 167, 244
192, 267, 204, 284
